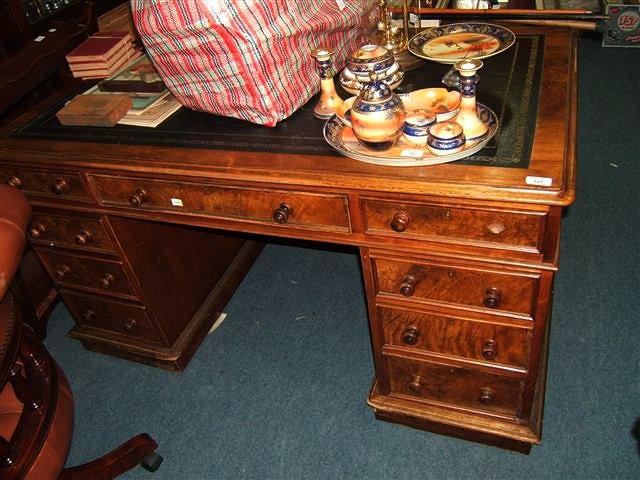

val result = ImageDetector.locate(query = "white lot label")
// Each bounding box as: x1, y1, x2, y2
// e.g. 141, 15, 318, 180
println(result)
336, 0, 346, 10
525, 176, 552, 187
400, 149, 424, 159
170, 198, 184, 207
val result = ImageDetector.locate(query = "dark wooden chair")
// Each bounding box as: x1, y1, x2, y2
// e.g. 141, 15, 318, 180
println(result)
0, 185, 162, 479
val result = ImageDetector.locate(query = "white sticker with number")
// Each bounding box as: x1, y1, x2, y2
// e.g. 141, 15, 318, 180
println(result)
400, 149, 424, 159
336, 0, 346, 10
525, 176, 552, 187
171, 198, 184, 207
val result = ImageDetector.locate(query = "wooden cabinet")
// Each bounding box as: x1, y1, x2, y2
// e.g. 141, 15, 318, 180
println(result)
21, 203, 263, 370
0, 25, 577, 453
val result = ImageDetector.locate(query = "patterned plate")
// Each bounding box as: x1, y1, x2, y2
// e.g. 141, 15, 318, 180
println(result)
408, 23, 515, 64
323, 103, 498, 167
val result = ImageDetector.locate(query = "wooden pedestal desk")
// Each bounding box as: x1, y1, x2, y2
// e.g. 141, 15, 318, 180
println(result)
0, 25, 577, 453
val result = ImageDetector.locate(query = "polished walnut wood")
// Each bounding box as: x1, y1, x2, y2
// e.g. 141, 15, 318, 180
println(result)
0, 25, 578, 451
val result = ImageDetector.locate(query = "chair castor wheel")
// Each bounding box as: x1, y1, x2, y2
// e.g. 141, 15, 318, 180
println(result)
141, 451, 163, 472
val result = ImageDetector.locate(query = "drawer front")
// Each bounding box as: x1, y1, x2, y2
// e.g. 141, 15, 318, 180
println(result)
379, 306, 531, 370
363, 199, 545, 252
38, 249, 138, 299
386, 355, 524, 417
88, 175, 351, 233
28, 212, 115, 253
373, 257, 538, 318
62, 291, 162, 345
1, 167, 90, 202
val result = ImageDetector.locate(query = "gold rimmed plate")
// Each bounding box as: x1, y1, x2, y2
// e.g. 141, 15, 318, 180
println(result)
324, 103, 498, 167
408, 23, 515, 64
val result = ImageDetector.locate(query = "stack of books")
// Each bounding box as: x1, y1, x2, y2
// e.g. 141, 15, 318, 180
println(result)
65, 32, 140, 80
61, 54, 182, 128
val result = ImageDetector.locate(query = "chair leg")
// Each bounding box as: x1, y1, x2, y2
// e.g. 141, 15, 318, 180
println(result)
58, 433, 161, 480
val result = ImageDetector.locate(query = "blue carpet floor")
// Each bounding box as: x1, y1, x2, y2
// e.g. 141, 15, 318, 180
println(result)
44, 35, 639, 479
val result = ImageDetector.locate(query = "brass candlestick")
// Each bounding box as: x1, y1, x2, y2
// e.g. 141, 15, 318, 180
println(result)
375, 0, 425, 71
310, 48, 343, 120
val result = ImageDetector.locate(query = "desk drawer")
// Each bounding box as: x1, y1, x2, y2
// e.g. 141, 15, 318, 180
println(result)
362, 198, 546, 253
88, 175, 351, 233
38, 249, 138, 299
62, 291, 162, 345
373, 255, 539, 318
386, 354, 524, 417
28, 212, 115, 253
1, 166, 90, 202
379, 306, 531, 370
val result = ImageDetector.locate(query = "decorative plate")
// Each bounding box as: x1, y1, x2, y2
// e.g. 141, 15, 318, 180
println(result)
323, 103, 498, 167
408, 23, 515, 64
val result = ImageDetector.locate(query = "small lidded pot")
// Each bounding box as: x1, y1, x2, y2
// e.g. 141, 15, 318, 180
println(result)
426, 121, 466, 156
402, 111, 436, 146
351, 72, 405, 150
346, 44, 396, 78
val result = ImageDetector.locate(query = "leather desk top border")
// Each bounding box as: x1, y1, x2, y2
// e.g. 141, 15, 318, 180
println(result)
11, 35, 544, 169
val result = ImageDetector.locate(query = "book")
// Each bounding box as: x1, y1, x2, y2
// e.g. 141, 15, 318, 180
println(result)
65, 32, 132, 63
98, 55, 166, 93
69, 50, 141, 78
81, 84, 170, 113
67, 44, 135, 71
117, 95, 182, 127
56, 94, 132, 127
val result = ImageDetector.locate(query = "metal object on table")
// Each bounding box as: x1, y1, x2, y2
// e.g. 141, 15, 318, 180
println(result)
376, 0, 426, 71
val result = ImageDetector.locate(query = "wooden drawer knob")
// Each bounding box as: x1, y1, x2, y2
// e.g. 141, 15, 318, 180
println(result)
390, 212, 411, 232
487, 221, 506, 235
81, 309, 95, 323
483, 287, 501, 309
129, 188, 147, 207
408, 375, 424, 394
479, 387, 496, 404
55, 265, 71, 281
99, 273, 115, 289
7, 175, 22, 188
28, 222, 46, 240
272, 203, 292, 224
75, 230, 92, 246
482, 340, 498, 360
402, 327, 420, 345
399, 275, 417, 297
51, 177, 69, 195
124, 320, 137, 333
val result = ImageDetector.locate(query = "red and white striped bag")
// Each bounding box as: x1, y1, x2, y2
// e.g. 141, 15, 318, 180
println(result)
131, 1, 375, 126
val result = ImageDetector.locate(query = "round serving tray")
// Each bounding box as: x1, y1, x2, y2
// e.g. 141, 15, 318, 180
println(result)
408, 23, 515, 64
323, 103, 497, 167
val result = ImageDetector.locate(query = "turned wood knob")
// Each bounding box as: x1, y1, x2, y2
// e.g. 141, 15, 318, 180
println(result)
81, 309, 95, 323
51, 177, 69, 195
479, 387, 496, 404
408, 375, 424, 393
390, 212, 411, 232
129, 188, 147, 207
7, 175, 22, 188
99, 273, 115, 289
55, 265, 71, 281
272, 203, 292, 224
402, 327, 420, 345
399, 275, 417, 297
28, 222, 46, 240
75, 230, 91, 245
124, 320, 137, 333
482, 339, 498, 360
483, 287, 501, 309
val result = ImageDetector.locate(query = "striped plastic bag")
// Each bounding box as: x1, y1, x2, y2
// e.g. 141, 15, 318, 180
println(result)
131, 1, 376, 126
